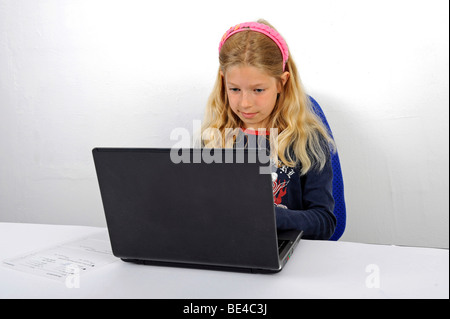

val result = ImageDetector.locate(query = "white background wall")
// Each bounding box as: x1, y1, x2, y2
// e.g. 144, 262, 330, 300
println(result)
0, 0, 448, 248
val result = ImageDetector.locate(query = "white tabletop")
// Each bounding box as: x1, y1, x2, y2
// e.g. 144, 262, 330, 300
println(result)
0, 222, 448, 299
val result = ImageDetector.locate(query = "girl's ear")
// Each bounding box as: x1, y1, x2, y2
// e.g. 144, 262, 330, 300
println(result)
277, 71, 290, 93
281, 71, 290, 86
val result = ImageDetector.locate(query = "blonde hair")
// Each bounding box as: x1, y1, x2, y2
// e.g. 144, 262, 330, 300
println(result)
202, 19, 335, 175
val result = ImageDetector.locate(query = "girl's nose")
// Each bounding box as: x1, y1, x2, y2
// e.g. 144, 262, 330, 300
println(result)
240, 91, 252, 108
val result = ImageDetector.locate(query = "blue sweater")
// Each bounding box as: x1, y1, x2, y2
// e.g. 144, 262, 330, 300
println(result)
239, 130, 336, 240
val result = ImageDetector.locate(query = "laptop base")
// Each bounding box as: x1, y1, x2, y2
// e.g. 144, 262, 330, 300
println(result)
121, 258, 282, 274
121, 230, 303, 274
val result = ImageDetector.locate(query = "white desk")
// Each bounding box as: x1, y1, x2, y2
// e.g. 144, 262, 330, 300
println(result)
0, 222, 448, 299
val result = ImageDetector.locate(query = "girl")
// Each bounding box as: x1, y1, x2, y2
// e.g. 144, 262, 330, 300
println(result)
201, 19, 336, 240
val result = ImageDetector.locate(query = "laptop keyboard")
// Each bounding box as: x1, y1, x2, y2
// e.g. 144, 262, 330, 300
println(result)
278, 240, 288, 254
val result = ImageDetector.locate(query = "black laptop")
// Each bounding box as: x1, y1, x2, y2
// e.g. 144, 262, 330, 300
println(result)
92, 148, 302, 274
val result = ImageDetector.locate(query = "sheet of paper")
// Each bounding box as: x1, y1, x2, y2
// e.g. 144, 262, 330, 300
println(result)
2, 231, 118, 284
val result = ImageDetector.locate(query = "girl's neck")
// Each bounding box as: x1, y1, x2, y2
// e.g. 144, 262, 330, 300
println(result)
240, 127, 270, 136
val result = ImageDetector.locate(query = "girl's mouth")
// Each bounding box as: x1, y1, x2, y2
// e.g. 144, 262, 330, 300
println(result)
241, 112, 258, 119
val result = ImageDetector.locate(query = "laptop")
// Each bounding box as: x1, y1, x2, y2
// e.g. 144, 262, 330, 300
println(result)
92, 147, 302, 274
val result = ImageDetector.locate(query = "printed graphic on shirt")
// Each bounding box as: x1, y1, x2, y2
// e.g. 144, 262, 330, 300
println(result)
272, 162, 296, 209
272, 173, 288, 207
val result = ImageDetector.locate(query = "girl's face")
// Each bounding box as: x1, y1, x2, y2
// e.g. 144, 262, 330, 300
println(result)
223, 65, 289, 130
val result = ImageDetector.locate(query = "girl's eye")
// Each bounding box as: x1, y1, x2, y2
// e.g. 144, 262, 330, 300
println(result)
229, 88, 240, 93
254, 89, 265, 93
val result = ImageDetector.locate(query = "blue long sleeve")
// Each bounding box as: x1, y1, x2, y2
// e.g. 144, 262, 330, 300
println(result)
238, 128, 337, 240
274, 144, 336, 240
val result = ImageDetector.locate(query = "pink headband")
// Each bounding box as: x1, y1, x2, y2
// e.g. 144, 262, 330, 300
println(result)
218, 22, 289, 71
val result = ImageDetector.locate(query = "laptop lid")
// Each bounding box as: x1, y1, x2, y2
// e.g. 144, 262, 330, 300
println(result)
93, 148, 284, 272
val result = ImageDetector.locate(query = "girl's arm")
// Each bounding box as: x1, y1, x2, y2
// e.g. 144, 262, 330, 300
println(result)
275, 150, 337, 240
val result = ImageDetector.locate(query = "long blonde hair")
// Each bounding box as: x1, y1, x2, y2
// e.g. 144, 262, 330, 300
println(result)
202, 19, 335, 175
